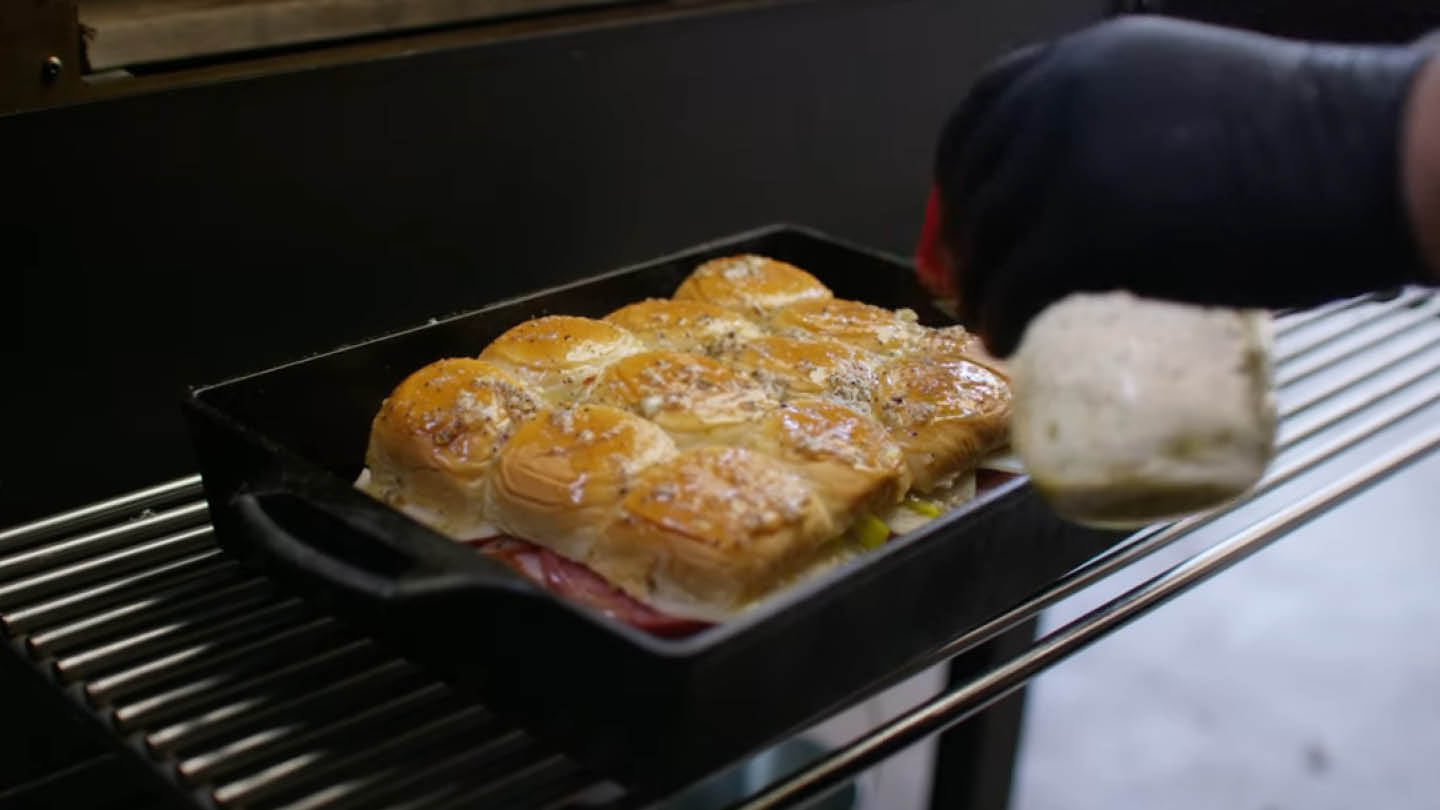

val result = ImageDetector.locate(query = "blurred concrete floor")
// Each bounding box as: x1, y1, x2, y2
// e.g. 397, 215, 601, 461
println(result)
1011, 447, 1440, 810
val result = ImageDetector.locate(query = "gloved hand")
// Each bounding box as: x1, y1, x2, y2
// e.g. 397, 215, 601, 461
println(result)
921, 15, 1437, 356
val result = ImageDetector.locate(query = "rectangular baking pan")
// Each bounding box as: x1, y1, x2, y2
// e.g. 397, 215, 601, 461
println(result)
182, 224, 1126, 794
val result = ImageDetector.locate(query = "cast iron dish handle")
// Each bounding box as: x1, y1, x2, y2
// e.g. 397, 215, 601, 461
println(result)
230, 490, 523, 602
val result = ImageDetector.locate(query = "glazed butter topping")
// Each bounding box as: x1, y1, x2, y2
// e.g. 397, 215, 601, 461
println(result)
588, 350, 776, 440
360, 253, 1014, 631
375, 359, 542, 471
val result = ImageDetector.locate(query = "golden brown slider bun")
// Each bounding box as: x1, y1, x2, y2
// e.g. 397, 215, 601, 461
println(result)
743, 399, 910, 524
478, 315, 644, 403
490, 405, 678, 562
673, 255, 833, 317
595, 446, 836, 620
725, 335, 879, 412
586, 350, 776, 448
871, 357, 1011, 492
771, 298, 924, 355
359, 358, 543, 538
603, 298, 764, 355
916, 325, 1010, 379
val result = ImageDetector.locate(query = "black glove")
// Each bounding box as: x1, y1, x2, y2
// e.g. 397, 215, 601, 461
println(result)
932, 15, 1437, 356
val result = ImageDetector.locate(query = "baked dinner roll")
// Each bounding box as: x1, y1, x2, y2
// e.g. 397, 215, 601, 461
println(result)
603, 298, 764, 356
359, 358, 543, 538
743, 399, 910, 524
673, 255, 833, 318
724, 335, 879, 412
871, 357, 1011, 492
771, 297, 925, 356
478, 315, 644, 403
490, 404, 679, 562
595, 446, 837, 620
586, 350, 776, 448
1011, 292, 1276, 527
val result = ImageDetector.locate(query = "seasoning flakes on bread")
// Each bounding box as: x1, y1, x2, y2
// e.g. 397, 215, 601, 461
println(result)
360, 255, 1012, 626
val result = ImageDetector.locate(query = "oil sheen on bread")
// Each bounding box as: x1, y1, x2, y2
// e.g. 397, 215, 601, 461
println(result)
361, 254, 1014, 623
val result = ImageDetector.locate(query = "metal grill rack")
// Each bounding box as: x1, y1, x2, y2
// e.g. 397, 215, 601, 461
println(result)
3, 288, 1439, 810
0, 487, 614, 810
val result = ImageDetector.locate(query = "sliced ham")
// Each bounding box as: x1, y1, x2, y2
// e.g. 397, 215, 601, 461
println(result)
468, 536, 712, 638
976, 469, 1021, 493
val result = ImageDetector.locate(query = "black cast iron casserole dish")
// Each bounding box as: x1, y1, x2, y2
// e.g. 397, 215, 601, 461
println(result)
183, 225, 1126, 793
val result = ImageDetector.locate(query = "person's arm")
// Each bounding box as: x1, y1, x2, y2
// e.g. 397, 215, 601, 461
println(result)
1406, 57, 1440, 278
924, 17, 1440, 356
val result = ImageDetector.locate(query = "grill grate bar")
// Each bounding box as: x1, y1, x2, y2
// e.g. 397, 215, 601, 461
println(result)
151, 658, 422, 755
1280, 362, 1440, 448
56, 597, 310, 682
1277, 296, 1440, 385
268, 730, 541, 810
0, 526, 216, 610
28, 577, 275, 658
0, 474, 203, 550
177, 682, 457, 783
0, 502, 210, 581
419, 754, 594, 810
1, 551, 231, 636
1270, 293, 1374, 337
374, 753, 587, 810
1271, 289, 1431, 358
1278, 330, 1440, 419
211, 705, 501, 808
112, 637, 383, 732
86, 616, 348, 705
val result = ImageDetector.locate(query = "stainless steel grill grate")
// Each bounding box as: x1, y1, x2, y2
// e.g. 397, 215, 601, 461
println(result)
3, 288, 1438, 810
0, 482, 614, 810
